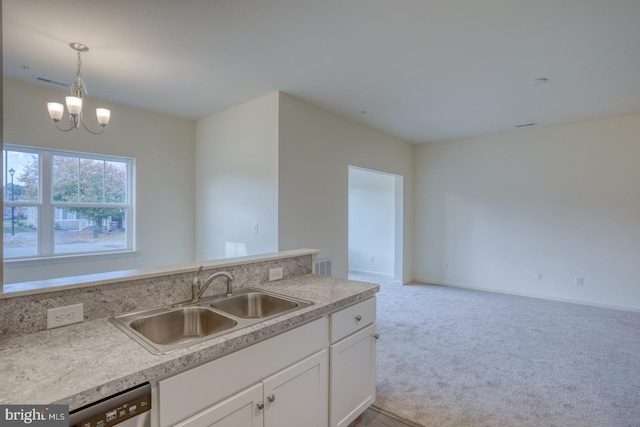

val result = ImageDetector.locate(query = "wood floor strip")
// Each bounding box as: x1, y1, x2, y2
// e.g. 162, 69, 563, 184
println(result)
369, 406, 424, 427
348, 406, 423, 427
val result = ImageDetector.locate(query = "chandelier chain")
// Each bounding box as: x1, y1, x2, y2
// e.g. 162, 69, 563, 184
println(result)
76, 50, 82, 81
72, 50, 88, 97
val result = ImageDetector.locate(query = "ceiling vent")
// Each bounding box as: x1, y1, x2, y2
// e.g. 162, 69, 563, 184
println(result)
32, 75, 69, 88
515, 122, 537, 128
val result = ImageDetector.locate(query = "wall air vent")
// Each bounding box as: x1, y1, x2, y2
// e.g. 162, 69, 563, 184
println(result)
515, 122, 538, 128
315, 258, 333, 276
32, 75, 69, 88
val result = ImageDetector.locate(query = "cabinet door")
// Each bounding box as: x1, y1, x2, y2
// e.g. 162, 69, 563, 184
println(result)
174, 383, 264, 427
263, 350, 328, 427
330, 323, 377, 427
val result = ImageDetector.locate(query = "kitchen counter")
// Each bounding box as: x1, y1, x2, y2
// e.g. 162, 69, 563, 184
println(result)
0, 274, 378, 410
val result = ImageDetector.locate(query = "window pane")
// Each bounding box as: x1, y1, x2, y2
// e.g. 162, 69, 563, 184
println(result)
79, 158, 105, 203
3, 150, 39, 202
105, 161, 127, 203
54, 207, 127, 254
3, 206, 39, 258
53, 155, 79, 202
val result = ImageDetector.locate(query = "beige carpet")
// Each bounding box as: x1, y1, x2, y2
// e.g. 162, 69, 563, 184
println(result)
350, 273, 640, 427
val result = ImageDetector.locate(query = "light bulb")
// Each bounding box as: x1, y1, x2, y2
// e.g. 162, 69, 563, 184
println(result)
47, 102, 64, 122
96, 108, 111, 126
65, 96, 83, 116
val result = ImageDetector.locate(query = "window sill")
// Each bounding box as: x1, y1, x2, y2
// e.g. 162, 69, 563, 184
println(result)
4, 250, 139, 268
3, 251, 141, 293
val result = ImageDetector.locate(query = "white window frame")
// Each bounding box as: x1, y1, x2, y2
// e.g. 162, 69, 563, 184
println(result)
3, 144, 135, 260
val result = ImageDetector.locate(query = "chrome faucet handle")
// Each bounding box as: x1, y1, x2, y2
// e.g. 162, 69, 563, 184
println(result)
193, 265, 204, 283
192, 265, 204, 300
169, 266, 206, 308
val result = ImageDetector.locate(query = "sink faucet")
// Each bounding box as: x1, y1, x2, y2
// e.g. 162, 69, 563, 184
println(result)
197, 271, 234, 300
173, 268, 234, 307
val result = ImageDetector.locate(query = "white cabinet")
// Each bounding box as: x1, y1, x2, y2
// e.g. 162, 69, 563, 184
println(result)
158, 318, 327, 427
263, 351, 328, 427
329, 298, 377, 427
176, 351, 327, 427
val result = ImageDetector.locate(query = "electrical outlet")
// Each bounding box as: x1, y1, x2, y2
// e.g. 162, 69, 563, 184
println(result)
269, 267, 284, 281
575, 276, 584, 286
47, 303, 84, 329
535, 272, 543, 281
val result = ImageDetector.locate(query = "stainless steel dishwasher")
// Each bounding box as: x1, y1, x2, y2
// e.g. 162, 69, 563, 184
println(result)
68, 382, 151, 427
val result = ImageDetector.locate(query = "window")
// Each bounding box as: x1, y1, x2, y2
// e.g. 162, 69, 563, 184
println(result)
3, 145, 134, 259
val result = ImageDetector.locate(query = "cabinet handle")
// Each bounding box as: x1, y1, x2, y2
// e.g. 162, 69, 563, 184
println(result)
374, 333, 379, 339
257, 402, 264, 410
355, 315, 362, 321
267, 394, 276, 402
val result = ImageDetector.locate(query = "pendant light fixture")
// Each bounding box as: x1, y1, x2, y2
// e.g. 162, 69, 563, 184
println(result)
47, 42, 111, 134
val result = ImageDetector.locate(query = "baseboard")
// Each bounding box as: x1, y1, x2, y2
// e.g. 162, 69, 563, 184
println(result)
413, 277, 640, 313
348, 269, 394, 277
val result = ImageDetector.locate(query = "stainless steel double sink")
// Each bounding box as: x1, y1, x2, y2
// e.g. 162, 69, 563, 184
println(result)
109, 289, 313, 355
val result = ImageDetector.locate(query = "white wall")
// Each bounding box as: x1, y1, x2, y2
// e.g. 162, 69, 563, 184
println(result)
414, 114, 640, 310
3, 79, 196, 283
278, 93, 414, 281
0, 14, 3, 286
348, 166, 395, 276
195, 92, 279, 261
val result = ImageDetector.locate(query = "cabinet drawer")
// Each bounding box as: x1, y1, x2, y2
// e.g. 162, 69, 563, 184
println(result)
330, 297, 376, 343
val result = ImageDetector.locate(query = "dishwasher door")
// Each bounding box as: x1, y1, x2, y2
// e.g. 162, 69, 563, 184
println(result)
69, 382, 151, 427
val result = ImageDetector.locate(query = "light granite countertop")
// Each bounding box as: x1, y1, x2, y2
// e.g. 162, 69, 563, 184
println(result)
0, 274, 378, 410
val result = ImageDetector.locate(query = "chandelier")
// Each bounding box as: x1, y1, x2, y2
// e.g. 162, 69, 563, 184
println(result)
46, 43, 111, 134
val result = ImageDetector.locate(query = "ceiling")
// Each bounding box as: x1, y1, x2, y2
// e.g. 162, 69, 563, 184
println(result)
4, 0, 640, 143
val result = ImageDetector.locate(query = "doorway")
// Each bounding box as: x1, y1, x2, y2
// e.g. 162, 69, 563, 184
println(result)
348, 166, 403, 284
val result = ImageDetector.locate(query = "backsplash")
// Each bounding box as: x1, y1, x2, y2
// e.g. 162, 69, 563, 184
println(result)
0, 254, 312, 338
